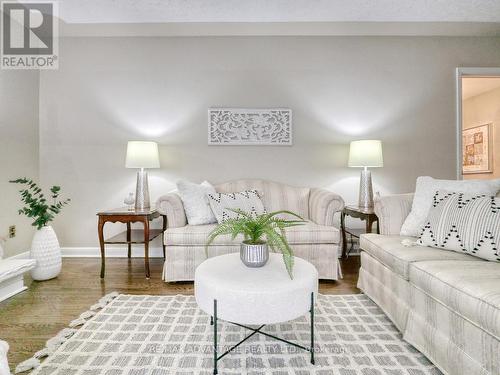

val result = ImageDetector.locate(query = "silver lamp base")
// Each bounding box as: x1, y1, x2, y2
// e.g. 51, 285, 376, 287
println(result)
358, 169, 374, 209
135, 169, 150, 210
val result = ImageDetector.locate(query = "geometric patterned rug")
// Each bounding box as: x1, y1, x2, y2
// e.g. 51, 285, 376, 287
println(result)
21, 293, 441, 375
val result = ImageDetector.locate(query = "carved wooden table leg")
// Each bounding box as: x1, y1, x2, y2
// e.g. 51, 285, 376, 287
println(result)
161, 215, 167, 260
340, 211, 348, 258
365, 217, 372, 233
126, 222, 131, 258
366, 216, 379, 234
98, 217, 106, 278
143, 218, 151, 279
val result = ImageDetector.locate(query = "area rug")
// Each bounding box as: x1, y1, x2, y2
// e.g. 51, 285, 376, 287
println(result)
18, 293, 441, 375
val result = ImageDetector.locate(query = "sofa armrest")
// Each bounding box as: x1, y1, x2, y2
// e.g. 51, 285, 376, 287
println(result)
155, 193, 187, 228
374, 193, 414, 235
309, 188, 345, 226
0, 340, 10, 375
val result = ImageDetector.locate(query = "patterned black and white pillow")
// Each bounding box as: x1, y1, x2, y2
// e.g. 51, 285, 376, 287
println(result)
207, 190, 266, 223
418, 190, 499, 261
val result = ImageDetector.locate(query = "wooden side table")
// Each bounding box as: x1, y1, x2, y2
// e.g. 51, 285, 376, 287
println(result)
340, 205, 379, 258
97, 208, 167, 279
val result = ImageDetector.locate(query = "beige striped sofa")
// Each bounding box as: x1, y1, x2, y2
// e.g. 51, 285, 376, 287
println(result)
358, 193, 499, 375
156, 179, 344, 282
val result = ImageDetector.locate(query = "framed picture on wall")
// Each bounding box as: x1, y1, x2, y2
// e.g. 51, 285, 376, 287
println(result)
462, 123, 493, 174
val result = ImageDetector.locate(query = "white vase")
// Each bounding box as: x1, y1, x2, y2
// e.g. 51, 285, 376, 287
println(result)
30, 226, 62, 281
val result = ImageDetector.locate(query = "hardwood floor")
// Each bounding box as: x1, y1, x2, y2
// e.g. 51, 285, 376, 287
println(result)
0, 256, 361, 370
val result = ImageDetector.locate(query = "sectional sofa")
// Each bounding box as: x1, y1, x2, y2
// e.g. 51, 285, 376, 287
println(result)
358, 193, 499, 375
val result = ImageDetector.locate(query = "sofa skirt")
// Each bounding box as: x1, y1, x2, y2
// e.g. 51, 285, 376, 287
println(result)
357, 251, 410, 332
163, 243, 339, 281
405, 285, 498, 375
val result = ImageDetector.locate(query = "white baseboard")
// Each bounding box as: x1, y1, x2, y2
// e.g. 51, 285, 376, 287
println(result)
61, 246, 165, 258
11, 247, 355, 259
5, 247, 164, 260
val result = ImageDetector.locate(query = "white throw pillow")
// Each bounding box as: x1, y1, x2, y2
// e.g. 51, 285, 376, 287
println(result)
176, 180, 217, 225
418, 191, 499, 262
400, 176, 500, 237
207, 190, 266, 223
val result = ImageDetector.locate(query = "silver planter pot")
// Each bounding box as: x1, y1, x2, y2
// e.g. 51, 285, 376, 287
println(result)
240, 241, 269, 268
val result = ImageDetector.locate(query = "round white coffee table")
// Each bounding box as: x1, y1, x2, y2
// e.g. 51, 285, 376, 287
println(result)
195, 253, 318, 374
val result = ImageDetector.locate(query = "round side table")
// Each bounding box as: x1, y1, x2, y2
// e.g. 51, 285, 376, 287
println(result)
195, 253, 318, 374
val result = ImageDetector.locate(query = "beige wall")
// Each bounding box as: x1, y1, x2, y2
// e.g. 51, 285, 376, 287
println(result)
462, 85, 500, 179
0, 70, 39, 257
38, 36, 500, 247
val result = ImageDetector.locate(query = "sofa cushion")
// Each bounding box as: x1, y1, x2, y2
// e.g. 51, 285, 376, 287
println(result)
409, 260, 500, 339
165, 221, 339, 246
360, 234, 481, 280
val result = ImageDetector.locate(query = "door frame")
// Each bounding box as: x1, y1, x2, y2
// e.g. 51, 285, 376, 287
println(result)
455, 67, 500, 179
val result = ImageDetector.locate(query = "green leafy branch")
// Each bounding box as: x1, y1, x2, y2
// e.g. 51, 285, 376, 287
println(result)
9, 178, 70, 230
206, 209, 305, 279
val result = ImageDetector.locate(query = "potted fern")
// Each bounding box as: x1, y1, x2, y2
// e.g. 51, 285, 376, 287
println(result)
206, 210, 305, 279
10, 178, 70, 281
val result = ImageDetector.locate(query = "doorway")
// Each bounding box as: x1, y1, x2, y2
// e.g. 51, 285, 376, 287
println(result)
456, 68, 500, 179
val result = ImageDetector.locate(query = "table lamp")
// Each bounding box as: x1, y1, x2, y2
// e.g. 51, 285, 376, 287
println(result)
125, 141, 160, 210
348, 140, 383, 209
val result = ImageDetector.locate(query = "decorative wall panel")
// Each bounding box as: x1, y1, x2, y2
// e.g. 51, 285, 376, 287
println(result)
208, 108, 292, 145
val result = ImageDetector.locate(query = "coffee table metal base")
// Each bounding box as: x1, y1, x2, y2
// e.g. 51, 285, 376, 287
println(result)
210, 292, 315, 375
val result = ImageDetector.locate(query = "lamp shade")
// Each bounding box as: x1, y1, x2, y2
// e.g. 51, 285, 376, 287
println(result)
348, 140, 383, 168
125, 141, 160, 169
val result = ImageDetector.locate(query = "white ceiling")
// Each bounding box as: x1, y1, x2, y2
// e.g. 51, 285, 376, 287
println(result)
462, 77, 500, 100
59, 0, 500, 23
55, 0, 500, 36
